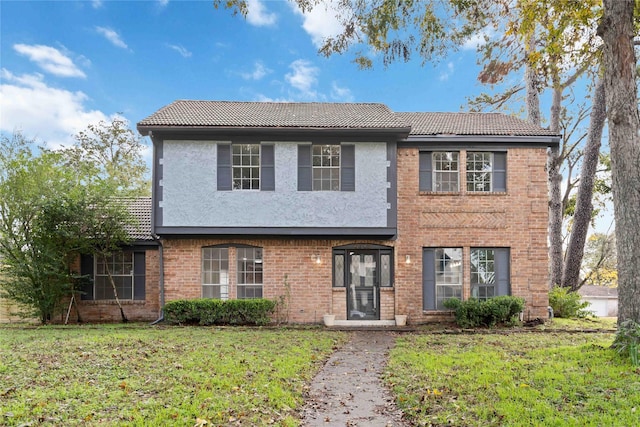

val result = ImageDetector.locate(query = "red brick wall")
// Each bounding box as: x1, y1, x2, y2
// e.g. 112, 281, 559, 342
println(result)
394, 147, 550, 322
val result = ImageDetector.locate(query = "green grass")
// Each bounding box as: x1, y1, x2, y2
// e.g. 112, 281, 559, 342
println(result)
386, 332, 639, 426
0, 325, 346, 426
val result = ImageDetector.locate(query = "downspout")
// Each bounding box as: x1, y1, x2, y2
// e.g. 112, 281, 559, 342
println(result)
150, 233, 164, 325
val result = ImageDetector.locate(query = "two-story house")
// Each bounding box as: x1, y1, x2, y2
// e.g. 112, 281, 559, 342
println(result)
73, 101, 560, 325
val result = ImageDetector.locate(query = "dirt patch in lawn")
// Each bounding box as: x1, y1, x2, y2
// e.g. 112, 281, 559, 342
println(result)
301, 331, 409, 426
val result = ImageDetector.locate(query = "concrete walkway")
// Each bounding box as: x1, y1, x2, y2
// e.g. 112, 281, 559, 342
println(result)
301, 331, 408, 426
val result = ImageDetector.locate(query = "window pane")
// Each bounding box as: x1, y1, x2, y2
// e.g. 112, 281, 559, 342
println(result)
312, 145, 341, 191
232, 145, 260, 190
94, 252, 134, 300
334, 254, 344, 287
380, 254, 390, 287
202, 248, 229, 300
467, 152, 493, 192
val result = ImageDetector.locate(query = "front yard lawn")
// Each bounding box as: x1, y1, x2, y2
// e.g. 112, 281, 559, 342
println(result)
0, 325, 346, 426
387, 331, 640, 426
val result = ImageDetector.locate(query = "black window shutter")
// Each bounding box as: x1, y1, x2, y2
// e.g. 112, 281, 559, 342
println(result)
422, 249, 436, 310
217, 144, 232, 191
298, 145, 312, 191
495, 248, 510, 296
261, 145, 275, 191
493, 152, 507, 192
133, 251, 146, 300
80, 254, 94, 300
340, 144, 355, 191
419, 152, 432, 191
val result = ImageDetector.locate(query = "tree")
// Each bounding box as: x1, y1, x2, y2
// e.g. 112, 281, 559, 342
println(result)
64, 117, 150, 196
0, 132, 135, 323
597, 0, 640, 326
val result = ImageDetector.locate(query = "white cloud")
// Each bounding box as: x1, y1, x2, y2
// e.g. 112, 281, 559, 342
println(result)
0, 69, 109, 148
91, 0, 103, 9
157, 0, 169, 8
285, 59, 319, 99
246, 0, 277, 27
166, 43, 192, 58
13, 44, 86, 78
330, 82, 354, 102
462, 30, 493, 51
95, 26, 129, 50
439, 62, 454, 81
289, 0, 343, 48
240, 61, 271, 80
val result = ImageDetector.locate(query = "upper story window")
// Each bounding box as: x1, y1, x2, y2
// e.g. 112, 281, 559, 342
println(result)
419, 151, 460, 192
466, 152, 507, 192
298, 144, 355, 192
433, 152, 459, 192
217, 143, 274, 191
312, 145, 340, 191
232, 144, 260, 190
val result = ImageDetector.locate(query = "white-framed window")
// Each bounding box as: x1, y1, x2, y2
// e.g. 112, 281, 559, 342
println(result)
232, 144, 260, 190
435, 248, 463, 309
466, 152, 493, 192
312, 145, 340, 191
95, 252, 134, 300
433, 152, 459, 192
237, 247, 263, 299
470, 248, 495, 300
202, 247, 229, 300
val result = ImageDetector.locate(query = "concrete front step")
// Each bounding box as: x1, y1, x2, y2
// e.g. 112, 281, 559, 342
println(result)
332, 320, 397, 327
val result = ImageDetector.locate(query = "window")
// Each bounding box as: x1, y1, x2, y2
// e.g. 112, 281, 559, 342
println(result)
470, 248, 510, 300
433, 152, 459, 191
298, 144, 355, 191
419, 151, 460, 192
202, 248, 229, 300
201, 246, 263, 300
237, 248, 263, 299
435, 248, 463, 309
95, 252, 133, 300
217, 144, 274, 191
466, 152, 507, 192
80, 251, 146, 301
232, 144, 260, 190
312, 145, 340, 191
422, 248, 462, 310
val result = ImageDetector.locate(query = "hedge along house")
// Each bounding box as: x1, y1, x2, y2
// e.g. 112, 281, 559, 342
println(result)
136, 101, 560, 325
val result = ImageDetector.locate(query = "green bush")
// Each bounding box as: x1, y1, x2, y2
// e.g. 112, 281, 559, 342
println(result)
548, 286, 593, 318
613, 320, 640, 366
444, 296, 525, 328
164, 298, 276, 326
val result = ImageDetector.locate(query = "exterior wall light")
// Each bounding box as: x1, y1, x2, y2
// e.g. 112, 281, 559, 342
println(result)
405, 254, 411, 264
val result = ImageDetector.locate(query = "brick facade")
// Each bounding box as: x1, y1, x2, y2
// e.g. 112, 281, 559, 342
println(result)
158, 146, 550, 324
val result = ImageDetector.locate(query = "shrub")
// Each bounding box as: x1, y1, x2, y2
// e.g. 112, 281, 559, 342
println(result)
548, 286, 593, 318
444, 296, 525, 328
164, 298, 276, 326
613, 320, 640, 366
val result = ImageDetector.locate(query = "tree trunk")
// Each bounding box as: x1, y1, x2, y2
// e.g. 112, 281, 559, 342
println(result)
598, 0, 640, 326
562, 77, 606, 291
103, 254, 128, 323
525, 36, 541, 127
547, 84, 565, 288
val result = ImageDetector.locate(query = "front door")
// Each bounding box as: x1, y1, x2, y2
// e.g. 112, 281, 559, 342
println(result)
347, 251, 380, 320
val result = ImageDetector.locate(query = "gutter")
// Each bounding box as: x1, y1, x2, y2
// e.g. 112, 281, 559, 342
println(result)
150, 233, 165, 325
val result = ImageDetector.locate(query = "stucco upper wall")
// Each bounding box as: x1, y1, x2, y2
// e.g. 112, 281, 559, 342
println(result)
160, 140, 390, 228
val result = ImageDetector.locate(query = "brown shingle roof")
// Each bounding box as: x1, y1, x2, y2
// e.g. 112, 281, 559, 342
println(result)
123, 197, 153, 241
396, 112, 559, 136
138, 100, 408, 130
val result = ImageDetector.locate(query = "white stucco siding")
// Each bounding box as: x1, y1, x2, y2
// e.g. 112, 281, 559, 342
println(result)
160, 140, 389, 228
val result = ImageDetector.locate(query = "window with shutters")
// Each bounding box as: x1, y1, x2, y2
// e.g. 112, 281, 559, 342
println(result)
82, 251, 146, 301
466, 152, 507, 192
312, 145, 340, 191
232, 144, 260, 190
470, 248, 510, 300
433, 152, 459, 192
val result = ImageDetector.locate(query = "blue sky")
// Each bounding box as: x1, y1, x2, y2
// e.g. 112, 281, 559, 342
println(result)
0, 0, 489, 148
